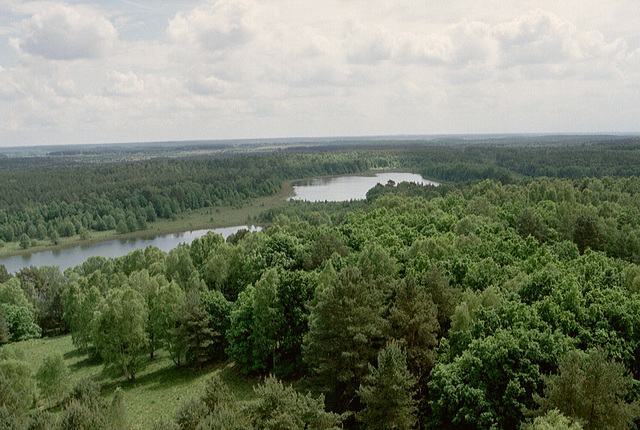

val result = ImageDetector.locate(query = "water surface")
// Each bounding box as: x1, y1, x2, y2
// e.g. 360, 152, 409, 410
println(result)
0, 225, 260, 274
1, 172, 438, 274
289, 172, 438, 202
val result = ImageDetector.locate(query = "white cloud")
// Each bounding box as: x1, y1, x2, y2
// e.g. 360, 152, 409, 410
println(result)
345, 22, 394, 65
0, 1, 639, 146
188, 73, 231, 95
104, 70, 144, 96
0, 66, 21, 101
493, 9, 629, 76
12, 4, 117, 60
166, 0, 256, 52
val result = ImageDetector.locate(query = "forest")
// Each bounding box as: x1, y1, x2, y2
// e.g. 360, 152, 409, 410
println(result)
1, 136, 640, 429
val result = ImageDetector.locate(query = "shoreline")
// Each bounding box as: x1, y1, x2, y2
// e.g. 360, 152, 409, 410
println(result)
0, 170, 436, 260
0, 180, 295, 260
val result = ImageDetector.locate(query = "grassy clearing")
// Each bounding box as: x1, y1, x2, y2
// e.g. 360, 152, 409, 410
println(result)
3, 335, 260, 429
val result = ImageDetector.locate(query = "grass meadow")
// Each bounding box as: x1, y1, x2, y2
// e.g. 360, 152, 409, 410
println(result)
4, 334, 260, 429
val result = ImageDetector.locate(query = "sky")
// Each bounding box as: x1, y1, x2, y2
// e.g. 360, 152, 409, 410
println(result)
0, 0, 639, 147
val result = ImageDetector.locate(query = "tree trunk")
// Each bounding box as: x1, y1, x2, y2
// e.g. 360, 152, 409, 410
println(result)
149, 333, 155, 360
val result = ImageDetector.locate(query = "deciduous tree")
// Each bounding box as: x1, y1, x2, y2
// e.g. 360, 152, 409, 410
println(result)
92, 288, 148, 381
36, 353, 70, 407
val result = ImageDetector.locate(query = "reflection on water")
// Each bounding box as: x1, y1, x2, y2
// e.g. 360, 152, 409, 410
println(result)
0, 225, 260, 274
289, 172, 439, 202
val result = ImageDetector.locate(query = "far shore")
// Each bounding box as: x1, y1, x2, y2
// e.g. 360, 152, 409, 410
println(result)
0, 169, 434, 260
0, 180, 295, 260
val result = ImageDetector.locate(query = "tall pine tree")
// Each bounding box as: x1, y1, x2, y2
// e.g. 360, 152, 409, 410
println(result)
357, 340, 417, 430
303, 266, 387, 411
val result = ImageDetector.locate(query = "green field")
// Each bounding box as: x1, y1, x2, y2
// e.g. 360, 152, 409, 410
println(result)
4, 335, 260, 429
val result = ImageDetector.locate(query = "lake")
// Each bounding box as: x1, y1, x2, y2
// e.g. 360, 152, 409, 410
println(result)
0, 172, 437, 273
289, 172, 439, 202
0, 225, 260, 274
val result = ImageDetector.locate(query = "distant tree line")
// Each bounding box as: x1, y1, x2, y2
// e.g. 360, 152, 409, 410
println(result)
0, 152, 389, 246
3, 138, 640, 248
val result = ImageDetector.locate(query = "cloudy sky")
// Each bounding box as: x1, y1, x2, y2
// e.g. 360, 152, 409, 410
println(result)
0, 0, 639, 147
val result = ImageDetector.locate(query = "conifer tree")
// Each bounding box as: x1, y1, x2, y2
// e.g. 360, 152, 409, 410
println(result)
388, 274, 439, 386
171, 291, 214, 367
536, 349, 640, 430
249, 375, 343, 430
0, 307, 9, 345
357, 340, 417, 430
303, 266, 387, 411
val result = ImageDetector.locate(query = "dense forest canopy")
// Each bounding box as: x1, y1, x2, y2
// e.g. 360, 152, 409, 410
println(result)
1, 136, 640, 429
2, 135, 640, 248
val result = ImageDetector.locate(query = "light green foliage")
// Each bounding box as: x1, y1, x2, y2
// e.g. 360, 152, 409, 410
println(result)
0, 278, 30, 308
429, 328, 566, 430
125, 269, 162, 358
227, 267, 313, 376
196, 405, 251, 430
189, 231, 225, 272
0, 404, 24, 430
357, 241, 396, 281
175, 398, 209, 430
0, 359, 37, 411
522, 409, 583, 430
62, 379, 108, 413
357, 340, 417, 430
226, 286, 256, 372
19, 233, 30, 249
165, 245, 197, 290
448, 286, 502, 356
622, 264, 640, 295
57, 399, 109, 430
0, 307, 8, 345
12, 266, 66, 335
420, 265, 460, 337
55, 378, 111, 429
153, 281, 186, 363
1, 304, 41, 342
109, 387, 128, 430
201, 289, 232, 359
8, 150, 640, 429
200, 374, 234, 411
252, 269, 283, 371
92, 287, 148, 380
0, 368, 26, 426
27, 408, 57, 430
63, 283, 101, 355
201, 243, 233, 293
36, 353, 70, 406
169, 374, 250, 430
152, 418, 180, 430
249, 375, 343, 430
536, 349, 640, 430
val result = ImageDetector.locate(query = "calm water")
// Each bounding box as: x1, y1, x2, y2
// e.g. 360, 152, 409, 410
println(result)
289, 172, 439, 202
0, 225, 260, 274
1, 172, 437, 273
